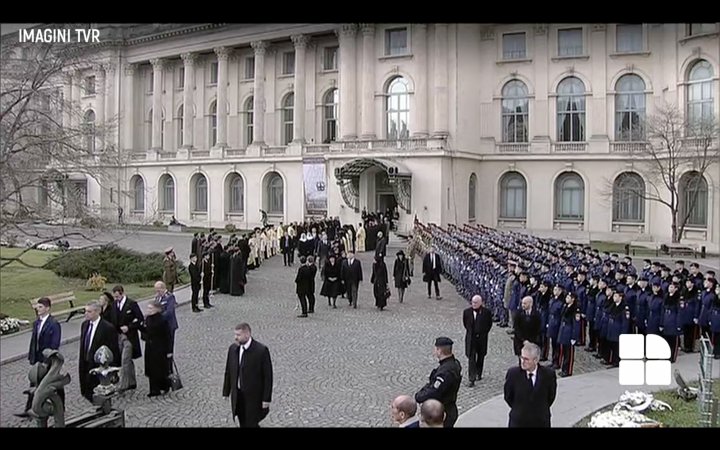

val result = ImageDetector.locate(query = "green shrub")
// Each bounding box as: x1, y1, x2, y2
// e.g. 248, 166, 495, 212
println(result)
153, 220, 164, 227
86, 273, 107, 291
46, 244, 187, 284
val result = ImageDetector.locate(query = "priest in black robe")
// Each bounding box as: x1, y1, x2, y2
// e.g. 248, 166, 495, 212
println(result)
229, 249, 247, 296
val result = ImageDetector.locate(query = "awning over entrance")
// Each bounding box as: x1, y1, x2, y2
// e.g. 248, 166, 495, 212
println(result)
334, 158, 412, 214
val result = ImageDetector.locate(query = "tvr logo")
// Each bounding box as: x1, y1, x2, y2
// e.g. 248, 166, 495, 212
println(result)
618, 334, 672, 386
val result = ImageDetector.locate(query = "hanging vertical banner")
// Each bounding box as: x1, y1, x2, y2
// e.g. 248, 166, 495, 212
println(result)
303, 158, 328, 216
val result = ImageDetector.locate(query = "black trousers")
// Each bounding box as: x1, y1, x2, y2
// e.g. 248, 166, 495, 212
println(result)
234, 391, 260, 428
587, 323, 597, 350
426, 279, 440, 297
307, 293, 316, 313
202, 285, 211, 306
713, 332, 720, 357
468, 347, 486, 381
551, 339, 560, 367
298, 294, 308, 315
560, 343, 575, 375
541, 335, 550, 360
663, 335, 679, 363
607, 340, 620, 366
191, 286, 200, 309
149, 375, 169, 395
683, 324, 697, 352
443, 403, 458, 428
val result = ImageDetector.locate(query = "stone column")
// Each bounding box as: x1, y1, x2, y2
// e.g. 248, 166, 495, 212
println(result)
360, 24, 376, 140
337, 24, 358, 140
251, 41, 267, 145
150, 58, 164, 150
291, 34, 309, 143
214, 47, 230, 147
62, 72, 72, 129
104, 63, 115, 129
180, 53, 196, 148
94, 65, 105, 150
412, 24, 429, 138
71, 70, 82, 128
433, 24, 449, 137
123, 64, 135, 151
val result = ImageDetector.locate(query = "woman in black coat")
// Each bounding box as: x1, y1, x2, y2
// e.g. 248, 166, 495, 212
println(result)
371, 255, 389, 311
393, 251, 411, 303
99, 292, 117, 324
139, 300, 172, 397
320, 254, 342, 308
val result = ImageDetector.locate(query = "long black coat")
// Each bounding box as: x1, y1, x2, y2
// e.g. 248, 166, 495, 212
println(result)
229, 253, 247, 296
189, 261, 202, 290
295, 265, 315, 295
79, 318, 119, 400
513, 310, 542, 356
139, 313, 171, 380
218, 251, 231, 294
341, 258, 363, 286
115, 298, 144, 359
320, 261, 342, 298
393, 257, 410, 289
422, 253, 443, 282
503, 365, 557, 427
371, 260, 389, 308
463, 306, 493, 358
223, 339, 273, 426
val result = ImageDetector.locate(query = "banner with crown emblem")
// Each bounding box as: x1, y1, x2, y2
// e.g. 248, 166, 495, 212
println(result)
303, 158, 327, 216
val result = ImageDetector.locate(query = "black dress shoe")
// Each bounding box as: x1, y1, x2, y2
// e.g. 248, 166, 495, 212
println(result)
192, 308, 202, 313
467, 380, 475, 387
147, 392, 161, 397
297, 314, 308, 318
560, 372, 571, 378
204, 304, 214, 308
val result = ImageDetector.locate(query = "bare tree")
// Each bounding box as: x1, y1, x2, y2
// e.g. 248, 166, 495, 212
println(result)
601, 102, 719, 243
0, 25, 150, 268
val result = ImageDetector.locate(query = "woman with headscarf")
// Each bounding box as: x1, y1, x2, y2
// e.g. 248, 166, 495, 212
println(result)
393, 250, 411, 303
298, 233, 308, 257
371, 255, 389, 311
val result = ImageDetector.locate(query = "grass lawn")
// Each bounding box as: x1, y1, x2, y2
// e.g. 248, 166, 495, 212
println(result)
575, 381, 720, 428
0, 247, 157, 322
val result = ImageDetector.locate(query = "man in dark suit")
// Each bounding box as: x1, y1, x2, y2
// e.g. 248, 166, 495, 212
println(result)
223, 323, 273, 428
423, 247, 443, 300
463, 295, 493, 386
294, 256, 313, 317
188, 253, 202, 312
111, 285, 143, 392
15, 297, 63, 418
503, 341, 557, 428
341, 251, 363, 308
391, 395, 420, 428
79, 301, 120, 403
514, 296, 542, 358
280, 231, 295, 266
375, 230, 388, 259
201, 252, 215, 309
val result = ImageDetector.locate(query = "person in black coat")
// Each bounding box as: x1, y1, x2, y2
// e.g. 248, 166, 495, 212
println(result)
111, 285, 144, 392
422, 248, 443, 300
201, 253, 214, 309
414, 337, 462, 428
188, 253, 202, 312
371, 255, 389, 311
504, 341, 557, 428
393, 250, 411, 303
218, 248, 231, 294
463, 295, 493, 386
321, 254, 342, 308
79, 301, 120, 403
191, 233, 199, 257
341, 252, 363, 308
230, 248, 247, 296
307, 256, 318, 314
295, 256, 313, 318
139, 300, 172, 397
514, 296, 542, 357
15, 297, 63, 418
280, 231, 295, 266
375, 231, 388, 259
223, 323, 273, 428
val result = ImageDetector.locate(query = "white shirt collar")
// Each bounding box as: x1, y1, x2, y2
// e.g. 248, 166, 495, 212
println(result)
91, 316, 101, 327
119, 296, 127, 309
242, 337, 252, 350
527, 366, 538, 379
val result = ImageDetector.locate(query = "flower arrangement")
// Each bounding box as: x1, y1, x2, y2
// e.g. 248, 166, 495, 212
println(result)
86, 272, 108, 291
0, 313, 26, 335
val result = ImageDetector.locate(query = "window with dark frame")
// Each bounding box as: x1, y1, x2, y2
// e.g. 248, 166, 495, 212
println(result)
385, 27, 408, 56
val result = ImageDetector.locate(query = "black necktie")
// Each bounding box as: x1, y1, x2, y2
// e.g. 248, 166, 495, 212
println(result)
528, 373, 534, 389
85, 322, 94, 354
237, 346, 245, 389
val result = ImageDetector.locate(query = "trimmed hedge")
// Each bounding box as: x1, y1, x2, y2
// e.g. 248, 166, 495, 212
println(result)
45, 244, 186, 284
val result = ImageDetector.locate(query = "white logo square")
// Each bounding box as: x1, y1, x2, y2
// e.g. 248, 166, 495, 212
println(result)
645, 361, 672, 386
619, 334, 644, 359
619, 360, 645, 385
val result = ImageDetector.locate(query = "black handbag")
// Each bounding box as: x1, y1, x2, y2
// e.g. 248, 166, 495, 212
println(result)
168, 358, 183, 391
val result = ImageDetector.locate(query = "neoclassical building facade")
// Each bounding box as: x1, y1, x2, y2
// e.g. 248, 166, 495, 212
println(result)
24, 23, 720, 249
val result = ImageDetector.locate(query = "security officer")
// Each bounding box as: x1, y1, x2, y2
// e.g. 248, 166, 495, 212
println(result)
415, 337, 462, 428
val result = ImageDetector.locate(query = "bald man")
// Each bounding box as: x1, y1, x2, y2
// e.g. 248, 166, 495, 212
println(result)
419, 399, 445, 428
390, 395, 419, 428
463, 295, 493, 386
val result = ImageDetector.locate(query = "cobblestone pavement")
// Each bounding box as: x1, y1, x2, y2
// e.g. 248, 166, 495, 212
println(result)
1, 245, 608, 428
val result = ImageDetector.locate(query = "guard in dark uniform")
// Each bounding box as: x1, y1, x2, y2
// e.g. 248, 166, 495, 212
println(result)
414, 337, 462, 428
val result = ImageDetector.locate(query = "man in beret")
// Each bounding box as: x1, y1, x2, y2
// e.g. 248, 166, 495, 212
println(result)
414, 337, 462, 428
162, 247, 178, 293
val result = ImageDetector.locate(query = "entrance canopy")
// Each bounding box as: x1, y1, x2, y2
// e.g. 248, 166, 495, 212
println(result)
334, 158, 412, 214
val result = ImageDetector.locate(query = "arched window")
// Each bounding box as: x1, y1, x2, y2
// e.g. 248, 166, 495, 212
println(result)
228, 173, 244, 213
556, 77, 586, 142
131, 176, 145, 212
386, 77, 410, 139
679, 171, 708, 227
686, 60, 714, 129
323, 89, 338, 143
159, 175, 175, 212
613, 172, 645, 223
502, 80, 529, 143
244, 96, 254, 147
265, 172, 284, 214
191, 174, 208, 212
468, 173, 477, 221
555, 172, 584, 220
615, 74, 646, 141
209, 101, 217, 147
83, 110, 96, 153
499, 172, 527, 219
177, 105, 184, 147
282, 93, 294, 145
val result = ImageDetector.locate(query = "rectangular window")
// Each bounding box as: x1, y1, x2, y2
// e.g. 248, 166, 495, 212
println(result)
85, 76, 96, 95
210, 62, 218, 84
245, 56, 255, 79
616, 24, 643, 53
148, 71, 154, 93
502, 32, 526, 60
178, 66, 185, 88
385, 28, 408, 56
558, 28, 583, 56
688, 23, 716, 36
282, 52, 295, 75
323, 46, 338, 70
